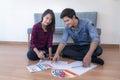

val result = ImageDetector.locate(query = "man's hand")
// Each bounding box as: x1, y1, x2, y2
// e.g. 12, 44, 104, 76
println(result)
48, 56, 53, 61
82, 55, 91, 67
52, 53, 60, 62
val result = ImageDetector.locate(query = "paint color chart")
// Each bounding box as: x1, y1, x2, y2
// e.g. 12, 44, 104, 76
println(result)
26, 63, 52, 72
51, 69, 76, 78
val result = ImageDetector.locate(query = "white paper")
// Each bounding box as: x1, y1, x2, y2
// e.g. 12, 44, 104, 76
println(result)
26, 65, 42, 72
67, 61, 97, 75
38, 60, 68, 69
27, 60, 68, 72
27, 60, 97, 76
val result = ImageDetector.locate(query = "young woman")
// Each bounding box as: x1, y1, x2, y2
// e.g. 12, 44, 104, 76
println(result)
27, 9, 57, 60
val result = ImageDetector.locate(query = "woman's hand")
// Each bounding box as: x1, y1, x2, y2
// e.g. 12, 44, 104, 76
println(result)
47, 54, 53, 60
37, 51, 45, 60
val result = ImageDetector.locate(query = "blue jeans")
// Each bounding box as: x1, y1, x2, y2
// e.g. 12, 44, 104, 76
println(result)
61, 44, 103, 61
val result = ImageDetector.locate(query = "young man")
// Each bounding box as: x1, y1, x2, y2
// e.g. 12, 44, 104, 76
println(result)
53, 8, 104, 67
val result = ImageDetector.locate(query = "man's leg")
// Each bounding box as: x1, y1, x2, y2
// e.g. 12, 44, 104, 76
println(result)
76, 45, 104, 65
92, 45, 103, 57
61, 45, 84, 61
62, 44, 104, 65
91, 46, 104, 65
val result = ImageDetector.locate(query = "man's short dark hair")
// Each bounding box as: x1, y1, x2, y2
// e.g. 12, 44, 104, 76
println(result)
60, 8, 77, 19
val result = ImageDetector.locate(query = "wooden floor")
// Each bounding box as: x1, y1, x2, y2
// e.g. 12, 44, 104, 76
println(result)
0, 43, 120, 80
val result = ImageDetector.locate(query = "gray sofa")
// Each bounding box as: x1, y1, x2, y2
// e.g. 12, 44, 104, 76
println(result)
27, 12, 101, 45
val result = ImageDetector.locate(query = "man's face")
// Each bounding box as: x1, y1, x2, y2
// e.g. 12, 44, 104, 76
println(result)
63, 16, 74, 28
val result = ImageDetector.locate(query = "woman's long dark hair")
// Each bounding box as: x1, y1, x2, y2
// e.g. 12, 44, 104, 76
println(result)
41, 9, 55, 33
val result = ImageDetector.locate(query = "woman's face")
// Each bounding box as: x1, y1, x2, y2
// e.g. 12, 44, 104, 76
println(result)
42, 13, 52, 26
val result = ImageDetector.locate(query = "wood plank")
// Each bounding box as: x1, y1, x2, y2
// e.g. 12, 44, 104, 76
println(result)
0, 42, 120, 80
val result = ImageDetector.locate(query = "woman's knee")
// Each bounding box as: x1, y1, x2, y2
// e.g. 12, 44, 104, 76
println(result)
27, 50, 39, 60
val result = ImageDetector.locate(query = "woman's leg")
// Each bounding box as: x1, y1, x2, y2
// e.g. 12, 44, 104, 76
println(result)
27, 45, 58, 60
27, 48, 39, 60
43, 45, 58, 57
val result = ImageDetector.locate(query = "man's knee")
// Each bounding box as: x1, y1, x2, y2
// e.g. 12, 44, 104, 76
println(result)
95, 46, 103, 56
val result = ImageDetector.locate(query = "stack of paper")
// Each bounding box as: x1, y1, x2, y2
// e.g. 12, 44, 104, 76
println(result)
26, 60, 68, 72
26, 63, 52, 72
26, 60, 97, 77
67, 61, 97, 75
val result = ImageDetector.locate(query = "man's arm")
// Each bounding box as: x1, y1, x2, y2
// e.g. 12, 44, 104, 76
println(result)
82, 20, 100, 67
83, 42, 98, 67
53, 28, 69, 61
53, 43, 65, 61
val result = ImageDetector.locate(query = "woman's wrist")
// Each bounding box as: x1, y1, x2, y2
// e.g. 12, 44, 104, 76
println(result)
39, 50, 44, 55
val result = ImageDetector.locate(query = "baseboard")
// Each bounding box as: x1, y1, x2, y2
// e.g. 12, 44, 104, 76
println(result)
100, 44, 119, 48
0, 41, 27, 45
0, 41, 119, 48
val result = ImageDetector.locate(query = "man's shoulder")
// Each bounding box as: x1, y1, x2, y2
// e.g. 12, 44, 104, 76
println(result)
79, 18, 90, 23
64, 26, 69, 30
80, 18, 94, 24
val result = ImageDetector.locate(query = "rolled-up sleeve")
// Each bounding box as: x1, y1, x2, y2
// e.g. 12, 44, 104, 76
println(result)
87, 21, 100, 43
